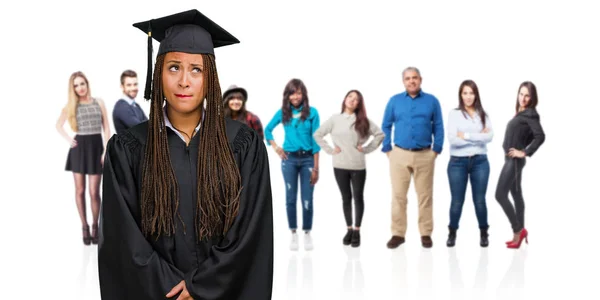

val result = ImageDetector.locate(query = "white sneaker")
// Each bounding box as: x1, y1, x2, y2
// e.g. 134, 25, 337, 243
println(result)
304, 232, 313, 251
290, 232, 299, 251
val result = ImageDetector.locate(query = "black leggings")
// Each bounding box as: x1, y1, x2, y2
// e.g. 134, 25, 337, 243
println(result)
333, 168, 366, 227
495, 157, 526, 233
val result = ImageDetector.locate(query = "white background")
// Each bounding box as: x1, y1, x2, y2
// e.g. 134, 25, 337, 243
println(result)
1, 0, 599, 299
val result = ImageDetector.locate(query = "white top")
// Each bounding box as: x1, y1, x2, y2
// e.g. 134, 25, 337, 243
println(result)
446, 109, 493, 157
122, 94, 136, 106
163, 106, 202, 142
313, 112, 384, 170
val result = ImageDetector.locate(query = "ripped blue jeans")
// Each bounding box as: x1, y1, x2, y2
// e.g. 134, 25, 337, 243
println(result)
281, 153, 314, 231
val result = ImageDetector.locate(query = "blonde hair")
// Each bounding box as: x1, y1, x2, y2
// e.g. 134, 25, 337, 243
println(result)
67, 71, 91, 132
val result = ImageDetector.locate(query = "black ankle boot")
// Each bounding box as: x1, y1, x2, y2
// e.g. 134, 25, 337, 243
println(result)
351, 230, 360, 247
343, 229, 353, 245
446, 228, 457, 247
480, 228, 489, 247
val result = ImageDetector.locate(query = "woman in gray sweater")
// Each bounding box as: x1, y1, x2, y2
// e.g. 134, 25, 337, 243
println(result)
313, 90, 385, 247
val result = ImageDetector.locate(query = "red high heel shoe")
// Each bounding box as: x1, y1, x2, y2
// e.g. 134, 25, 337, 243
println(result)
507, 228, 528, 249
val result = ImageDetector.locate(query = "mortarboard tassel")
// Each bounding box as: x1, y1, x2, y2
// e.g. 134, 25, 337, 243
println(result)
144, 22, 153, 100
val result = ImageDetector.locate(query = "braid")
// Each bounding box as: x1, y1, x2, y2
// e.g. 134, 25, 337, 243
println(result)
140, 53, 242, 242
140, 54, 183, 239
196, 54, 242, 240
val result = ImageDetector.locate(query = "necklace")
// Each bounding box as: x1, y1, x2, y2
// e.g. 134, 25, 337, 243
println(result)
172, 126, 194, 141
171, 118, 201, 142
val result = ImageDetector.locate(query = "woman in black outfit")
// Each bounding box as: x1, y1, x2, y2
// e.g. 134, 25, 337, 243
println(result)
98, 10, 273, 299
495, 81, 545, 249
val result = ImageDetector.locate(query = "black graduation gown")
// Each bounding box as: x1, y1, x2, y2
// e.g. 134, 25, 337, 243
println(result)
98, 119, 273, 299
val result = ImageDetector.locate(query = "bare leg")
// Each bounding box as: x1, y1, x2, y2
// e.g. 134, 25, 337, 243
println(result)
88, 174, 102, 226
74, 173, 90, 244
73, 173, 87, 227
89, 174, 102, 243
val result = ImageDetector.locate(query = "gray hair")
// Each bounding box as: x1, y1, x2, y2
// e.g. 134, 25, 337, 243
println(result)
402, 66, 421, 78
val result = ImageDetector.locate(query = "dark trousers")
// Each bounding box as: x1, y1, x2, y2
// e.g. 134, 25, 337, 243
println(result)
333, 168, 366, 227
447, 154, 490, 230
495, 156, 526, 233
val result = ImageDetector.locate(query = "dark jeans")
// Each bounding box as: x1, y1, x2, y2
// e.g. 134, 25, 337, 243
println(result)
495, 156, 526, 233
333, 168, 366, 227
447, 154, 490, 230
281, 153, 315, 231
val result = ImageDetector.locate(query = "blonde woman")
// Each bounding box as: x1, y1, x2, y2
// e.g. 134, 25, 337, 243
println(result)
56, 71, 110, 245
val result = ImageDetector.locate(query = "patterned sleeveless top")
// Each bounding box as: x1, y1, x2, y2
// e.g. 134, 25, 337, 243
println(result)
76, 98, 103, 135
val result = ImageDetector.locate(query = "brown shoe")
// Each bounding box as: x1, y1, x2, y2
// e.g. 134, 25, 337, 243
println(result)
421, 236, 433, 248
387, 236, 405, 249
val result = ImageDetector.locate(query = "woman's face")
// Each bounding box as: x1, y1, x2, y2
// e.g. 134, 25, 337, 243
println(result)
73, 76, 88, 99
461, 85, 475, 108
518, 86, 530, 108
288, 89, 303, 108
344, 92, 359, 113
162, 52, 206, 114
228, 97, 243, 112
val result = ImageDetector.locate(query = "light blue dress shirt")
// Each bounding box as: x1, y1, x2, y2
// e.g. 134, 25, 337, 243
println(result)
447, 108, 493, 157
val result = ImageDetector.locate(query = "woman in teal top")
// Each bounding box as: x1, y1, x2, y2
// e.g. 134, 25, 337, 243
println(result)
265, 78, 320, 251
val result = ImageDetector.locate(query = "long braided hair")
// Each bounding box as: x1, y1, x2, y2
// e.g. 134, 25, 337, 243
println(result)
140, 53, 242, 242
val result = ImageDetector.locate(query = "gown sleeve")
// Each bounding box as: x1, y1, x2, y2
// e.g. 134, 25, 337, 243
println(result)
98, 133, 185, 299
184, 126, 274, 300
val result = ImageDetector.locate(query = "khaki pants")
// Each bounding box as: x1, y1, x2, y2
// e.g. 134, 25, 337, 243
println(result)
389, 146, 436, 237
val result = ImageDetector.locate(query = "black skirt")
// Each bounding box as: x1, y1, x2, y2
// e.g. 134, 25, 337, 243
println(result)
65, 134, 104, 175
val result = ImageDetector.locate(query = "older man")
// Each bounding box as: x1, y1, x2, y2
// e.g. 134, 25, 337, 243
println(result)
381, 67, 444, 248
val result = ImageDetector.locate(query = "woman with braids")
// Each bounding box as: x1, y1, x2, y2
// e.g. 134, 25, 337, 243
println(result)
98, 10, 274, 300
313, 90, 384, 248
222, 84, 264, 140
265, 78, 321, 251
55, 71, 110, 246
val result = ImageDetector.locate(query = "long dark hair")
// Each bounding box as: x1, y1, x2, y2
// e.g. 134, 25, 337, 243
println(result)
281, 78, 310, 124
141, 53, 241, 242
515, 81, 538, 114
223, 91, 248, 124
458, 80, 487, 127
341, 90, 370, 138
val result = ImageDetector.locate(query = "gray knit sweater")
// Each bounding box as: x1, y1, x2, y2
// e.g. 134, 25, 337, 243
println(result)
313, 112, 385, 170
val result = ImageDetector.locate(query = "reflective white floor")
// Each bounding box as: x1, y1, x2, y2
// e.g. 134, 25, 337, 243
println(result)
2, 1, 599, 298
5, 145, 595, 299
31, 231, 593, 300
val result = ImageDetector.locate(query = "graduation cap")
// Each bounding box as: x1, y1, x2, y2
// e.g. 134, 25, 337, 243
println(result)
133, 9, 240, 100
